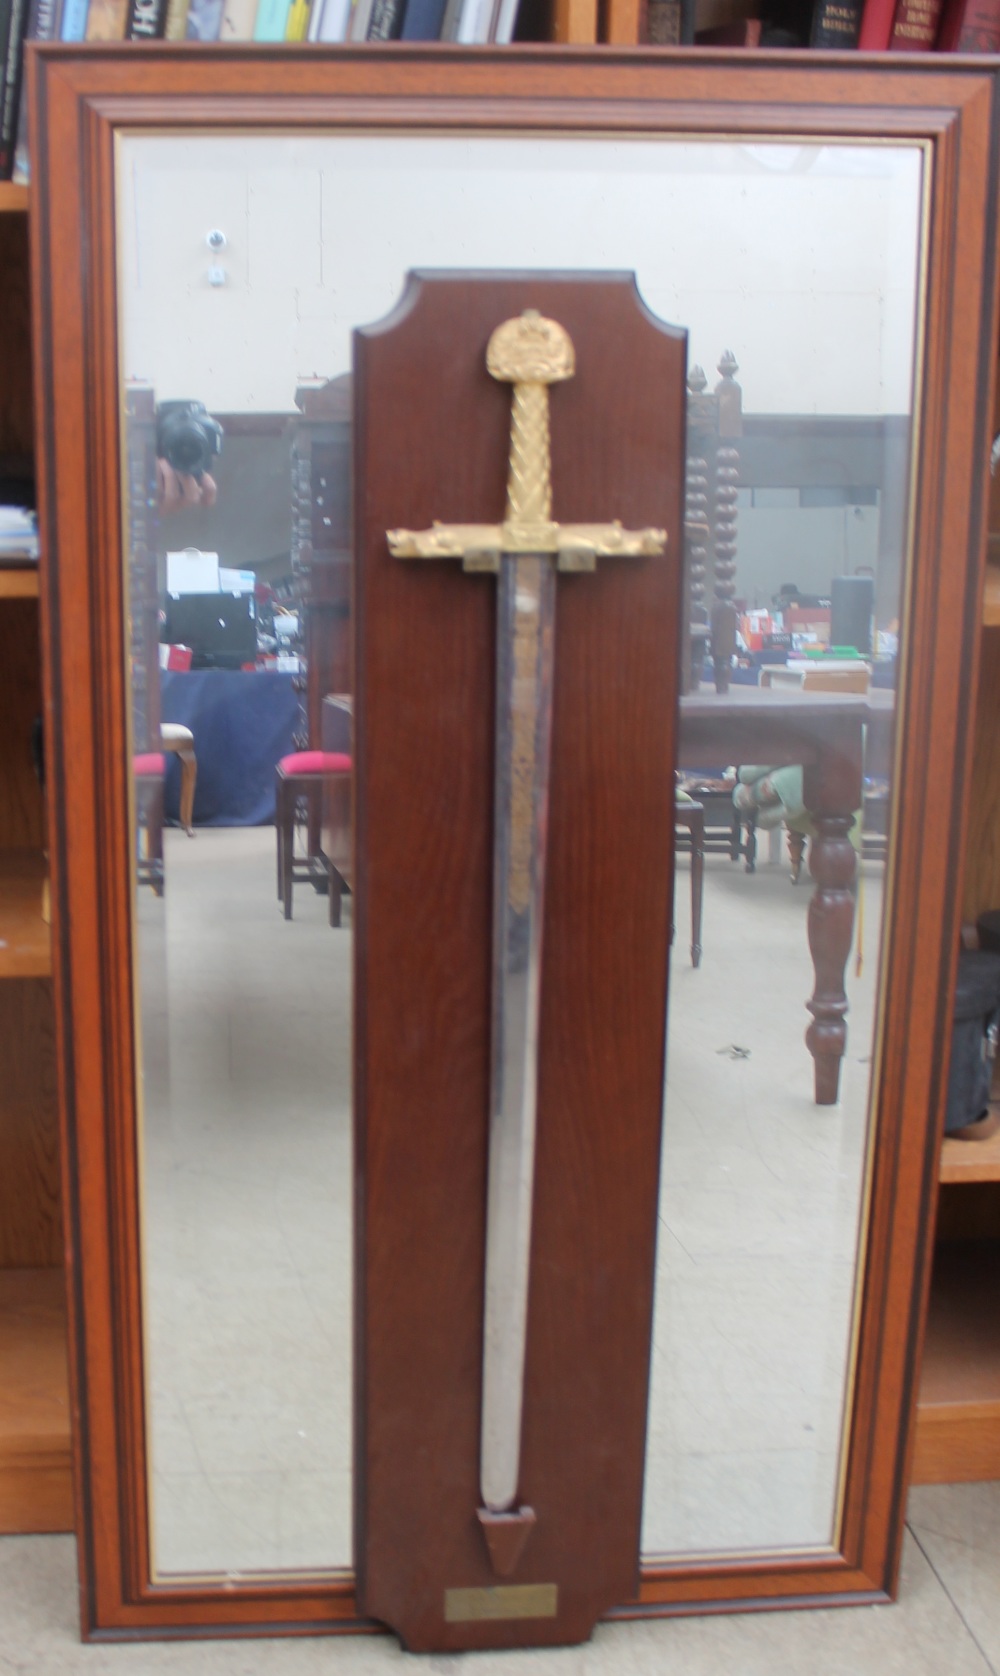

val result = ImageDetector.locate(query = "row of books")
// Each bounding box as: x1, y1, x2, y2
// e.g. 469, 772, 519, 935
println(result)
808, 0, 1000, 51
0, 0, 522, 179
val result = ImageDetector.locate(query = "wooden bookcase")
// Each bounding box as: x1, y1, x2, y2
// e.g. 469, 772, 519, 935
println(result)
909, 373, 1000, 1487
0, 183, 72, 1535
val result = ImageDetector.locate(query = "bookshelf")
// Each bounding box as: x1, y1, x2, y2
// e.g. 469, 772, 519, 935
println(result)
909, 372, 1000, 1487
0, 186, 71, 1532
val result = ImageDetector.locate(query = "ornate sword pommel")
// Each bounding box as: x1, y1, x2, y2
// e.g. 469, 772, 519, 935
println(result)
486, 310, 575, 387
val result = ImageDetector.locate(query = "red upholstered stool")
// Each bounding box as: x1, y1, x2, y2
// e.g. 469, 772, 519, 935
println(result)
275, 751, 352, 926
133, 751, 166, 897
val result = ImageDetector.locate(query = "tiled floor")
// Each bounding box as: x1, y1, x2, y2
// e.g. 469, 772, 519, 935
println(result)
135, 827, 886, 1577
1, 1491, 998, 1673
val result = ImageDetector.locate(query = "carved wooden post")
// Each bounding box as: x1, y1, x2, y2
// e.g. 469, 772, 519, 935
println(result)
684, 353, 743, 694
710, 350, 742, 696
684, 366, 712, 693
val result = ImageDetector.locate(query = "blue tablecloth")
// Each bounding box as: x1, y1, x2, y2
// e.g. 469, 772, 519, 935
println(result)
160, 670, 300, 827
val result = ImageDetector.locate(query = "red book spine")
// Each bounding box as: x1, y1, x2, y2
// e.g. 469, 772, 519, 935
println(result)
936, 0, 1000, 50
857, 0, 895, 48
888, 0, 943, 44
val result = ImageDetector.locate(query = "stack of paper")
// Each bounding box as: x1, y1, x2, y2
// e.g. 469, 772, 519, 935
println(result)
0, 507, 38, 562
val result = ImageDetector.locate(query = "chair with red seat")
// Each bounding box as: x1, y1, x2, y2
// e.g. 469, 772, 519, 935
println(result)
133, 751, 166, 896
275, 749, 352, 926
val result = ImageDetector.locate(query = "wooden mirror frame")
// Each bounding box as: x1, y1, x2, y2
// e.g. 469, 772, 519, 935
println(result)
29, 44, 1000, 1642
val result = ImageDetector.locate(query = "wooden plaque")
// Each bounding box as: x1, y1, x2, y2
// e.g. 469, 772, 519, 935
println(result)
353, 273, 686, 1650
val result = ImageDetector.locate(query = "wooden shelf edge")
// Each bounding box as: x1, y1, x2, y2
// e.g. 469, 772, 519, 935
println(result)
940, 1121, 1000, 1182
0, 851, 51, 979
911, 1400, 1000, 1484
0, 567, 38, 599
0, 1270, 72, 1535
0, 183, 28, 215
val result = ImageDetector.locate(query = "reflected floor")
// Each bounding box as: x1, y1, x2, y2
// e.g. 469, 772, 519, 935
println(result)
137, 826, 881, 1576
643, 846, 881, 1557
137, 826, 352, 1578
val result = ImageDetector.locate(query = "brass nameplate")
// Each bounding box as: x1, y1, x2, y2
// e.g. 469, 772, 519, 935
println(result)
443, 1583, 558, 1623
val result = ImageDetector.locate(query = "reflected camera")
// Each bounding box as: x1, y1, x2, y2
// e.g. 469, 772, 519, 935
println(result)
155, 400, 223, 482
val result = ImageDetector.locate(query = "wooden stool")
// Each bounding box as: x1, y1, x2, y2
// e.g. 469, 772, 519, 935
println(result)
275, 750, 352, 926
160, 723, 197, 835
674, 798, 705, 968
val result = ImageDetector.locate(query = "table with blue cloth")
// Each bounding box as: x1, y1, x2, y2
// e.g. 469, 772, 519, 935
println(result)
160, 670, 300, 827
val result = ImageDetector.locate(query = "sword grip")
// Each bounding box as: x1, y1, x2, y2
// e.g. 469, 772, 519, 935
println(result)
506, 382, 552, 528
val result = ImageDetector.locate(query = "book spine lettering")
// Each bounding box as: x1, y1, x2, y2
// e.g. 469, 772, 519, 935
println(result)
889, 0, 942, 44
938, 0, 1000, 48
809, 0, 863, 44
366, 0, 403, 34
125, 0, 166, 33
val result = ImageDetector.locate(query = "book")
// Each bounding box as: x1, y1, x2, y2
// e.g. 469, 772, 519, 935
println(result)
399, 0, 445, 34
0, 0, 28, 180
309, 0, 351, 37
809, 0, 863, 44
85, 0, 127, 33
125, 0, 167, 35
162, 0, 188, 31
856, 0, 895, 46
11, 0, 61, 183
346, 0, 374, 33
366, 0, 404, 32
219, 0, 256, 32
185, 0, 223, 31
252, 0, 289, 33
284, 0, 309, 33
59, 0, 89, 38
694, 15, 762, 37
888, 0, 943, 44
936, 0, 1000, 48
643, 0, 682, 40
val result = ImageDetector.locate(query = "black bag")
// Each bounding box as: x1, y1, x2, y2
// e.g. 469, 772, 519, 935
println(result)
945, 951, 1000, 1135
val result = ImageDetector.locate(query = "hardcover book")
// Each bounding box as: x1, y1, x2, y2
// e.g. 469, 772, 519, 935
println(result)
399, 0, 445, 34
184, 0, 223, 35
125, 0, 167, 35
84, 0, 127, 35
284, 0, 309, 34
856, 0, 894, 46
59, 0, 88, 38
309, 0, 351, 36
219, 0, 257, 33
936, 0, 1000, 48
252, 0, 290, 35
809, 0, 863, 45
888, 0, 943, 44
9, 0, 58, 181
162, 0, 188, 33
366, 0, 403, 33
0, 0, 27, 178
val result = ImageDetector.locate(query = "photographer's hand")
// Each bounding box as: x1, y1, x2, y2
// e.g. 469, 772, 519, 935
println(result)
156, 458, 218, 515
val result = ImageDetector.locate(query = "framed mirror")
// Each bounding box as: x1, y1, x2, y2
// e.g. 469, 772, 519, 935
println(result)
30, 45, 999, 1646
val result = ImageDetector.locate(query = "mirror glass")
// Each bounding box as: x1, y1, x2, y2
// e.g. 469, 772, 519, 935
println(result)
118, 130, 923, 1578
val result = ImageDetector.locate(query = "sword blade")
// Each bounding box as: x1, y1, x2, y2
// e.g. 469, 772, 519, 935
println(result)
480, 551, 556, 1516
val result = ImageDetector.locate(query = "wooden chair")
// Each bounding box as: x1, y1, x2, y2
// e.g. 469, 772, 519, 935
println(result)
674, 797, 705, 968
160, 723, 197, 835
275, 749, 352, 925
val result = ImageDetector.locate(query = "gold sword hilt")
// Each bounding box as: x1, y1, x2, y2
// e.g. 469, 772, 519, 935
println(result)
486, 310, 574, 543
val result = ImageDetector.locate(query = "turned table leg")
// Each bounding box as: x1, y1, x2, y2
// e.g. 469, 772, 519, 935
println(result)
802, 734, 861, 1106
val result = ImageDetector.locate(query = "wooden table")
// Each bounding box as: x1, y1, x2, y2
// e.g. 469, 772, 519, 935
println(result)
323, 684, 894, 1107
680, 685, 895, 1106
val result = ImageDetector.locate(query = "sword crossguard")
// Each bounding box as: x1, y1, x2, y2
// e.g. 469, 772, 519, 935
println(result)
388, 308, 667, 572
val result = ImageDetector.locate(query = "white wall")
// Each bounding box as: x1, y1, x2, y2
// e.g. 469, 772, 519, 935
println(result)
118, 134, 924, 418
